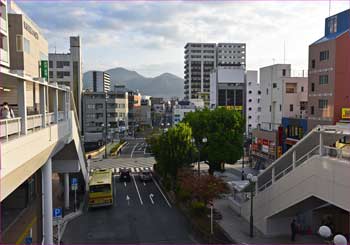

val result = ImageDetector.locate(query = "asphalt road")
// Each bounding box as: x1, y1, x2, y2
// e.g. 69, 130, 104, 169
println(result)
63, 165, 195, 243
119, 139, 150, 159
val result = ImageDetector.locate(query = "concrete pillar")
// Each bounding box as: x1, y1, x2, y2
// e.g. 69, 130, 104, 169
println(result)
64, 173, 70, 210
39, 84, 47, 127
319, 133, 324, 156
42, 158, 53, 245
292, 150, 296, 168
18, 79, 27, 135
53, 89, 58, 123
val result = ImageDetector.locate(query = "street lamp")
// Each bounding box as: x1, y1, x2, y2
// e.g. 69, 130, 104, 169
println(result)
104, 93, 109, 159
197, 137, 207, 176
319, 225, 348, 245
246, 173, 257, 238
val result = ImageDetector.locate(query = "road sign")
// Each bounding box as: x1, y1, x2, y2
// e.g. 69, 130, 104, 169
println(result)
53, 208, 62, 218
71, 178, 78, 191
25, 236, 32, 245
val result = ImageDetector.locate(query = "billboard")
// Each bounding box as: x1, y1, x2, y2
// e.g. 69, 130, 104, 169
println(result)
341, 108, 350, 119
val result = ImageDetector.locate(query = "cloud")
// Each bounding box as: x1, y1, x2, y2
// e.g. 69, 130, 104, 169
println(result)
17, 1, 350, 77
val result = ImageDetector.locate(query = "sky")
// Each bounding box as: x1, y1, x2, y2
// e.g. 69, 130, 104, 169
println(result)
18, 0, 350, 78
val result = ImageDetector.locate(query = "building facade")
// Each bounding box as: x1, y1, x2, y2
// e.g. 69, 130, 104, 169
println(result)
246, 70, 260, 134
49, 36, 83, 123
173, 100, 196, 125
82, 91, 128, 145
184, 42, 246, 104
0, 0, 10, 68
308, 9, 350, 130
84, 70, 111, 93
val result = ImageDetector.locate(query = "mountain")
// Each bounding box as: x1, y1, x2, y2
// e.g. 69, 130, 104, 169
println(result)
83, 68, 184, 98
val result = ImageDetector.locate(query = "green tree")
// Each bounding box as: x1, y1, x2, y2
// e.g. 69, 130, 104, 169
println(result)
184, 107, 244, 174
147, 122, 195, 186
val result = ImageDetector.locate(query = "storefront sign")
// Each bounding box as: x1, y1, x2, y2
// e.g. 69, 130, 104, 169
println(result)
24, 21, 39, 40
341, 108, 350, 119
40, 60, 48, 80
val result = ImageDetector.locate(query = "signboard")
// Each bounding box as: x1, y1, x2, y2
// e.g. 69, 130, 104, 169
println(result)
71, 178, 78, 191
341, 108, 350, 119
53, 208, 62, 218
220, 105, 243, 111
25, 236, 32, 245
40, 60, 48, 80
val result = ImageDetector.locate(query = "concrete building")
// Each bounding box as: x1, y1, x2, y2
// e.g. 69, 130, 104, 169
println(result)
83, 70, 111, 93
134, 96, 152, 127
49, 36, 83, 124
246, 70, 261, 134
173, 100, 197, 125
82, 91, 128, 146
184, 42, 246, 104
307, 9, 350, 130
1, 1, 87, 243
0, 0, 10, 68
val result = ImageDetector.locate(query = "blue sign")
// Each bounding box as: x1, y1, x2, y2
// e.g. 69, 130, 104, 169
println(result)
25, 236, 32, 245
71, 178, 78, 185
53, 208, 62, 218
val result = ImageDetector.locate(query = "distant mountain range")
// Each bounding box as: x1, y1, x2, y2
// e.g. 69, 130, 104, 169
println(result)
83, 67, 184, 98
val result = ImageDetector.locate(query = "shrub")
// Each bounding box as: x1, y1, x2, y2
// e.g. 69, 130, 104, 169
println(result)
176, 188, 191, 202
190, 201, 206, 216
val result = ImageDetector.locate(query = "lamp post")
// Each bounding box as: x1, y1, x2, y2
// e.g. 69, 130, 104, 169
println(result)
198, 137, 207, 176
319, 225, 348, 245
247, 173, 257, 238
104, 93, 109, 159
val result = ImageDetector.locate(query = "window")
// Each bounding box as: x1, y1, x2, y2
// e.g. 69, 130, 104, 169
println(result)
266, 88, 269, 95
282, 69, 286, 76
23, 37, 30, 54
49, 71, 53, 78
49, 61, 53, 68
273, 83, 277, 88
248, 116, 252, 119
249, 90, 252, 94
320, 50, 329, 61
311, 106, 314, 115
311, 83, 315, 92
258, 91, 261, 95
311, 59, 315, 69
87, 104, 95, 109
57, 71, 64, 78
319, 99, 328, 109
319, 75, 328, 84
269, 105, 271, 112
301, 86, 304, 92
249, 99, 252, 102
280, 104, 282, 111
63, 71, 70, 77
328, 16, 337, 34
249, 107, 252, 111
290, 104, 294, 112
16, 35, 23, 52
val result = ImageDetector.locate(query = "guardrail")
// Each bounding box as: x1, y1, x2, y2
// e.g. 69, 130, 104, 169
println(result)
27, 114, 43, 131
0, 117, 21, 141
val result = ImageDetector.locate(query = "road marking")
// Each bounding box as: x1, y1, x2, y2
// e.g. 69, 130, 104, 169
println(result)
124, 182, 126, 187
149, 193, 154, 204
143, 182, 146, 186
151, 176, 172, 208
144, 146, 147, 154
130, 143, 139, 158
126, 195, 130, 206
132, 175, 143, 205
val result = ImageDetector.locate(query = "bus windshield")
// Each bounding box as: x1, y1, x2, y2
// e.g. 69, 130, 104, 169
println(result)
90, 184, 111, 193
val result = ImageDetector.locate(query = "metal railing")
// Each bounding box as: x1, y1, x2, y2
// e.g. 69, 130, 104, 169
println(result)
27, 114, 43, 131
0, 117, 21, 141
324, 146, 350, 160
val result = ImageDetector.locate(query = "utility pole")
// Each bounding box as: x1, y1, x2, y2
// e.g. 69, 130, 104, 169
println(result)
104, 92, 108, 159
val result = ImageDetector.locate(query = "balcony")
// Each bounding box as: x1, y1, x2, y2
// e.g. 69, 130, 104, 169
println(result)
0, 111, 66, 142
0, 48, 9, 63
0, 17, 7, 33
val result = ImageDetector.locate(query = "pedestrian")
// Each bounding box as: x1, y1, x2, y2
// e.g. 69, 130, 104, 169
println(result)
291, 219, 297, 242
1, 102, 15, 119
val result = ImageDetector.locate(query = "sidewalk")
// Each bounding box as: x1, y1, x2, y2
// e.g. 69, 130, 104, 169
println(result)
214, 198, 326, 244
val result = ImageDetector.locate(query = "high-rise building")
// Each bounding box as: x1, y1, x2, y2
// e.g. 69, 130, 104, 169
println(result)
84, 71, 111, 93
49, 36, 83, 123
307, 9, 350, 130
246, 70, 260, 134
184, 42, 246, 104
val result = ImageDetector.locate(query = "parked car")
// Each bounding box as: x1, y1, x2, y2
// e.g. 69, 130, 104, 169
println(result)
139, 169, 152, 182
119, 168, 131, 182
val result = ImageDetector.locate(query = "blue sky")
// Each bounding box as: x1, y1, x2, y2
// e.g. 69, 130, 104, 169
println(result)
18, 0, 350, 77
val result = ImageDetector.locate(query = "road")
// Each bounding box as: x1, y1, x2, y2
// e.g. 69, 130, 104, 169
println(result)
63, 138, 195, 243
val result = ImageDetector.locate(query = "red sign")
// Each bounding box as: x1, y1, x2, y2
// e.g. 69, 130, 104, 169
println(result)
262, 139, 269, 146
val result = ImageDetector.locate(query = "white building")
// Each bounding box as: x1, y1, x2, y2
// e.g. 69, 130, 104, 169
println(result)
246, 70, 261, 134
173, 101, 196, 125
184, 42, 246, 104
83, 71, 111, 93
49, 36, 83, 123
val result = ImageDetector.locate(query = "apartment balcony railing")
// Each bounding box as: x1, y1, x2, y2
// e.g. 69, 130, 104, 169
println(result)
0, 49, 9, 63
0, 17, 7, 32
0, 111, 66, 142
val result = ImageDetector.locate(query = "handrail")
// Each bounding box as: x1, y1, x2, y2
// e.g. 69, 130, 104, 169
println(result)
0, 117, 21, 141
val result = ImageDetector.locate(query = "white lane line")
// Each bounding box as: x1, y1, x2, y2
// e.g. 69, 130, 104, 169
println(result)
124, 182, 126, 187
151, 176, 172, 208
130, 143, 139, 158
132, 174, 143, 205
149, 193, 154, 205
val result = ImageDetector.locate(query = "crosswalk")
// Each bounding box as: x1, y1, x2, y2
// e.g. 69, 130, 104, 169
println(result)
91, 166, 153, 174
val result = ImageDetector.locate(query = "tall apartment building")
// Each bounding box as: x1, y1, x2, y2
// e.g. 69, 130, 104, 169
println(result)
0, 0, 10, 68
1, 1, 88, 244
49, 36, 83, 123
246, 70, 261, 134
82, 91, 128, 147
308, 9, 350, 130
84, 70, 111, 92
184, 42, 246, 104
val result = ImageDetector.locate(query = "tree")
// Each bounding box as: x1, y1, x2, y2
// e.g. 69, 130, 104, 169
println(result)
184, 107, 244, 174
147, 122, 195, 186
177, 168, 230, 205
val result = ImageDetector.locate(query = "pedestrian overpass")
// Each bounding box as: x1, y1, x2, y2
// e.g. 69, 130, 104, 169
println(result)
240, 125, 350, 236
